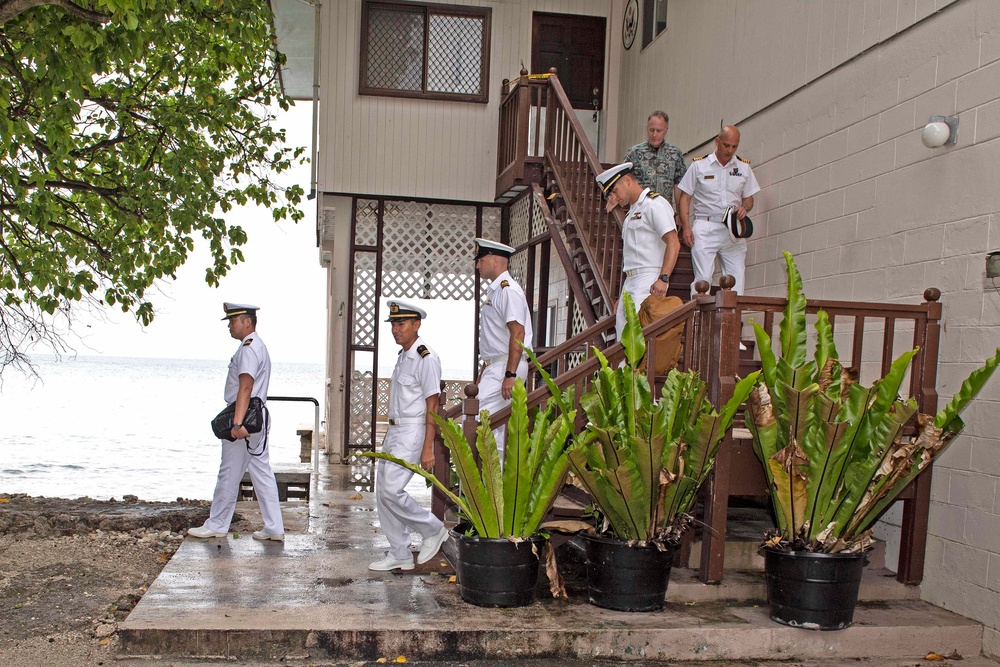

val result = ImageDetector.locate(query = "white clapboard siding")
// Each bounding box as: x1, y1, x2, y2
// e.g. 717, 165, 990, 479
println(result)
319, 0, 609, 202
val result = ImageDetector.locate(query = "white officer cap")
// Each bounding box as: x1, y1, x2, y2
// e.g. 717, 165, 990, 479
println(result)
595, 162, 633, 197
724, 206, 754, 242
221, 302, 259, 320
473, 238, 515, 261
385, 300, 426, 322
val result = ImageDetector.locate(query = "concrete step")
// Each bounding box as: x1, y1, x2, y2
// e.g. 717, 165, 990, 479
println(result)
119, 463, 982, 664
685, 535, 888, 571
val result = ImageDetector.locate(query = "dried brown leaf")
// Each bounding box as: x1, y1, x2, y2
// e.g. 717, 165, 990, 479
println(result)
544, 542, 567, 600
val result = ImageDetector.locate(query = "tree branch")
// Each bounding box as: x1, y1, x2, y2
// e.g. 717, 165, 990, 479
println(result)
0, 0, 110, 26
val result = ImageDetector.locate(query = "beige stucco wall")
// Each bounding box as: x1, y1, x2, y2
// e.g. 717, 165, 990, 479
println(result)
616, 0, 999, 654
318, 0, 614, 201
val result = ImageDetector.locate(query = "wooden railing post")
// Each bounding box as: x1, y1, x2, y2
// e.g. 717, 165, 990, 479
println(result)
897, 288, 942, 584
431, 380, 449, 519
700, 275, 740, 583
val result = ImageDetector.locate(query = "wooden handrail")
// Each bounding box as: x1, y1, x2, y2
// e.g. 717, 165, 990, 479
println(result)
542, 74, 623, 309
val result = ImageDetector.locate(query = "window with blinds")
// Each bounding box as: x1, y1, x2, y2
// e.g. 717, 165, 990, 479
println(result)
360, 1, 492, 103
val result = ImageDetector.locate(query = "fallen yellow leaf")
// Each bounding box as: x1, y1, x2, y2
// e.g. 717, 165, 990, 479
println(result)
396, 657, 407, 663
925, 653, 945, 661
98, 638, 111, 645
0, 498, 10, 503
349, 493, 363, 500
376, 659, 387, 664
448, 575, 457, 583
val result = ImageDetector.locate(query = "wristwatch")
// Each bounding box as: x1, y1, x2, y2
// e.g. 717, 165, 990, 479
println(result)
233, 422, 243, 429
659, 274, 671, 283
504, 370, 517, 378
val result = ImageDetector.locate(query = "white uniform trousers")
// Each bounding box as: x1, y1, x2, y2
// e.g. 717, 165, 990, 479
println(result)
376, 423, 445, 560
203, 421, 284, 536
477, 357, 529, 461
616, 269, 660, 341
690, 218, 747, 296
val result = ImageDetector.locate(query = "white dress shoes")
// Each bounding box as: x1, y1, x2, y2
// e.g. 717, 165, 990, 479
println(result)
417, 525, 451, 565
368, 555, 415, 571
187, 526, 228, 539
252, 531, 285, 542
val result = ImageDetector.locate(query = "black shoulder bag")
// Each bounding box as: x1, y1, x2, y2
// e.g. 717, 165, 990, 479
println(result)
211, 397, 265, 441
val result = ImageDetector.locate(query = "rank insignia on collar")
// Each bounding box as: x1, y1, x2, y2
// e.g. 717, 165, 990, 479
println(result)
417, 345, 430, 358
500, 280, 509, 288
631, 212, 642, 219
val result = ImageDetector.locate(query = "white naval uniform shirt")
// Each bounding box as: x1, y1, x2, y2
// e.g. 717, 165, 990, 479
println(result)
479, 270, 533, 361
388, 336, 442, 420
677, 153, 760, 220
224, 333, 270, 403
622, 188, 677, 272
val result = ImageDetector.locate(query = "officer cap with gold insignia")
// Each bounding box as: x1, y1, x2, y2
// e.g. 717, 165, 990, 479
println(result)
724, 206, 754, 241
473, 238, 515, 261
595, 161, 633, 197
221, 302, 259, 320
385, 299, 426, 322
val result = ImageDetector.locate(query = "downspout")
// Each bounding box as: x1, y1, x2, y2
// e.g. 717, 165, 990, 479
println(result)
301, 0, 322, 202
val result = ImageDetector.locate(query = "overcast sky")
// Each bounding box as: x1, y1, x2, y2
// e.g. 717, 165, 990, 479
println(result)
64, 104, 327, 366
60, 104, 478, 375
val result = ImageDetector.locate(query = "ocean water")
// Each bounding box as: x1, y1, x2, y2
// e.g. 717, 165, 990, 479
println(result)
0, 355, 326, 502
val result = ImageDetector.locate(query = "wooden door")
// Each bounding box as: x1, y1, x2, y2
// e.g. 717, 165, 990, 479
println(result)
531, 12, 606, 111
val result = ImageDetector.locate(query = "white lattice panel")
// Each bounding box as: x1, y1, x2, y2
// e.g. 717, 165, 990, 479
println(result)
531, 194, 547, 238
352, 252, 378, 346
348, 369, 374, 448
355, 199, 379, 246
381, 201, 479, 301
482, 206, 501, 239
508, 195, 531, 248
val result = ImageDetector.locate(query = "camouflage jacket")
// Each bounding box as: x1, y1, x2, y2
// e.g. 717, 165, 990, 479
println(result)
622, 141, 686, 205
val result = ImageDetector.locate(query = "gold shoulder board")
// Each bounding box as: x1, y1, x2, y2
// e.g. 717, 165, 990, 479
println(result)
648, 191, 660, 198
417, 345, 430, 358
737, 155, 751, 164
243, 338, 252, 346
692, 155, 708, 161
500, 280, 510, 288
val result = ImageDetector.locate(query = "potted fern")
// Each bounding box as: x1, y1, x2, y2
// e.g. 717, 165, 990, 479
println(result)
567, 292, 759, 611
365, 375, 575, 607
746, 251, 1000, 630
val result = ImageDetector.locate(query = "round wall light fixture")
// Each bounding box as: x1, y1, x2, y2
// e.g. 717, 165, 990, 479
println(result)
921, 115, 958, 148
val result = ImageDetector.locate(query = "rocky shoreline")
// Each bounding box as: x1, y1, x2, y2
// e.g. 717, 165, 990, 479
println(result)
0, 492, 252, 667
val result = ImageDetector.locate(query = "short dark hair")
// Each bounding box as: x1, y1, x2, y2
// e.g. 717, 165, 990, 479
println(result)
243, 312, 257, 327
648, 110, 669, 123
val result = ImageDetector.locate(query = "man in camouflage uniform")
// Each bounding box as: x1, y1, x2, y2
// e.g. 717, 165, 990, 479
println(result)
612, 111, 687, 241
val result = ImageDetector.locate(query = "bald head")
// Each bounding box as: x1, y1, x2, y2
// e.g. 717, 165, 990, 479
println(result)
714, 125, 741, 166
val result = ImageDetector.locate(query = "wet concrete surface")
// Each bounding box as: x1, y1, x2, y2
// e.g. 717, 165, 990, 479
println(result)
119, 454, 989, 663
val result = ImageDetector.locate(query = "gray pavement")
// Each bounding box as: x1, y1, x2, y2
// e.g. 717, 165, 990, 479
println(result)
118, 455, 997, 665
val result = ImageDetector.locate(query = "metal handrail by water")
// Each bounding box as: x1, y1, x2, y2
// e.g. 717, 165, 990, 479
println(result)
266, 396, 320, 475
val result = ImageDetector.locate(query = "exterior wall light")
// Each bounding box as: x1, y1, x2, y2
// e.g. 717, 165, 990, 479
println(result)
987, 251, 1000, 280
921, 115, 958, 148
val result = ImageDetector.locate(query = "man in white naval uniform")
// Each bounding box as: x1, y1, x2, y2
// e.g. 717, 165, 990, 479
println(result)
595, 162, 681, 341
677, 125, 760, 296
369, 300, 450, 572
473, 238, 533, 460
189, 303, 285, 541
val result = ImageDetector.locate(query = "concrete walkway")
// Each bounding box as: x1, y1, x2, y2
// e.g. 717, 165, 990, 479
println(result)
119, 454, 995, 665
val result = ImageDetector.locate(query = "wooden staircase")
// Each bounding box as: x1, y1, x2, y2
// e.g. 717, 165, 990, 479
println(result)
429, 69, 944, 588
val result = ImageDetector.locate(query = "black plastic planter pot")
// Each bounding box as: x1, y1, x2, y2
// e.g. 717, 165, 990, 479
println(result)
762, 546, 868, 630
580, 533, 676, 612
451, 526, 546, 607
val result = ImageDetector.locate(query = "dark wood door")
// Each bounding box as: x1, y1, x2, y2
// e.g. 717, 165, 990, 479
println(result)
531, 12, 606, 111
